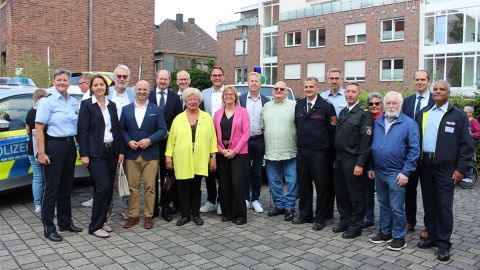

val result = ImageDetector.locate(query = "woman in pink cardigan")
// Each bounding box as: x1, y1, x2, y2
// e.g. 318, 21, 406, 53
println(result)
213, 86, 250, 225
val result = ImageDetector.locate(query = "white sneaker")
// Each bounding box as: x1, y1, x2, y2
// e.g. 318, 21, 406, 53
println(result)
251, 200, 264, 213
93, 229, 110, 238
217, 204, 222, 215
82, 198, 93, 207
34, 205, 41, 214
245, 200, 250, 209
103, 223, 113, 233
199, 201, 216, 213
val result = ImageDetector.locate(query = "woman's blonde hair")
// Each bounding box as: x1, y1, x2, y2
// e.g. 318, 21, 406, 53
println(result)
222, 86, 239, 105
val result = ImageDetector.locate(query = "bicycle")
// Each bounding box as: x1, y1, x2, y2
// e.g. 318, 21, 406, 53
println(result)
459, 138, 479, 189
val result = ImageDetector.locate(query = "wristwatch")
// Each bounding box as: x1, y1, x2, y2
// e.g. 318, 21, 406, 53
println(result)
210, 153, 216, 159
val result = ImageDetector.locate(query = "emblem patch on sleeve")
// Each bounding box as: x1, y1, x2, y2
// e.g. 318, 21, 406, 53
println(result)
366, 126, 372, 135
330, 116, 337, 125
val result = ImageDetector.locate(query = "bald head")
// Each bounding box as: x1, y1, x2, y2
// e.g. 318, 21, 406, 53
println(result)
273, 81, 288, 102
135, 80, 150, 103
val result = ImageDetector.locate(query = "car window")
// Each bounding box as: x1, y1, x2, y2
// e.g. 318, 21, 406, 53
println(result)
0, 95, 34, 131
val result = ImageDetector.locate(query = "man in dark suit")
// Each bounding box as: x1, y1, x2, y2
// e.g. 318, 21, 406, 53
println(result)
239, 72, 269, 213
120, 80, 168, 230
401, 70, 435, 237
148, 69, 182, 221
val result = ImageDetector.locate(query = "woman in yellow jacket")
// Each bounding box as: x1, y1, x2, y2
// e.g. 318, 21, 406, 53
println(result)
165, 87, 218, 227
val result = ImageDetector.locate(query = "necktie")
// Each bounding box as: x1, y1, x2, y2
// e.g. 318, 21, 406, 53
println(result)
415, 96, 423, 117
159, 91, 165, 109
307, 102, 312, 113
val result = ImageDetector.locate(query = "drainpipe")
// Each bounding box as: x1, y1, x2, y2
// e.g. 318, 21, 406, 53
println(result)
88, 0, 93, 71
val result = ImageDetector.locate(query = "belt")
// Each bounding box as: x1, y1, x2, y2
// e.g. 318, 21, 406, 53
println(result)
250, 134, 263, 140
47, 136, 75, 142
423, 152, 435, 159
104, 142, 113, 148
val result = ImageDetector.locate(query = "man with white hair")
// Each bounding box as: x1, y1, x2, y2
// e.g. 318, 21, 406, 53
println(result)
369, 91, 420, 251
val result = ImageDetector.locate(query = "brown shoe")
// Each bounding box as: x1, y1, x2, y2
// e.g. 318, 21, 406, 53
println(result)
123, 217, 139, 229
407, 223, 415, 232
420, 229, 429, 239
144, 217, 154, 229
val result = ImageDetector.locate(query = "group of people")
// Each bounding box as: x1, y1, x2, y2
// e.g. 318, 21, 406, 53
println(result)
30, 64, 475, 263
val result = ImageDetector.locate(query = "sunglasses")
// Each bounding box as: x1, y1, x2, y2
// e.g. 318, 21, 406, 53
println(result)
273, 87, 286, 92
116, 74, 128, 79
368, 102, 381, 106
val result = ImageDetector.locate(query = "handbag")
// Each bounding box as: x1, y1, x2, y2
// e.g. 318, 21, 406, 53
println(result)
117, 163, 130, 197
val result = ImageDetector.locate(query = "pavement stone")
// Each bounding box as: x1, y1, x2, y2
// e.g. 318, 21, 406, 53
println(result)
1, 182, 480, 269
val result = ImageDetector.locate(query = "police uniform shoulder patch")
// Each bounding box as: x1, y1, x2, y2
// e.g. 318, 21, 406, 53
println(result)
366, 126, 372, 136
330, 116, 337, 126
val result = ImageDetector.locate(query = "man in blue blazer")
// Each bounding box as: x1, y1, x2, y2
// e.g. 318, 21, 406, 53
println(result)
239, 72, 269, 214
148, 69, 182, 221
401, 70, 435, 238
120, 80, 167, 230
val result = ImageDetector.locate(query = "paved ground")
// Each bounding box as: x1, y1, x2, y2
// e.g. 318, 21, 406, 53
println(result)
1, 181, 479, 270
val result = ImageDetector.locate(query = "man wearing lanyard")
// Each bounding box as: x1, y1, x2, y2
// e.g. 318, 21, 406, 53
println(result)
416, 80, 473, 261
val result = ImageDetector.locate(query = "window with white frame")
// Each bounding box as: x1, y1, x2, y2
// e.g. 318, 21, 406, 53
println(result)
235, 68, 248, 84
344, 60, 366, 82
345, 22, 366, 45
307, 63, 325, 82
284, 64, 301, 80
381, 18, 404, 41
263, 32, 278, 57
285, 31, 301, 47
380, 59, 404, 81
308, 28, 326, 48
235, 39, 248, 56
424, 52, 479, 88
263, 63, 277, 85
263, 0, 279, 27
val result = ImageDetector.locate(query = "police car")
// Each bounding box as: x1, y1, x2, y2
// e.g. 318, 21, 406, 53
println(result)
0, 87, 88, 193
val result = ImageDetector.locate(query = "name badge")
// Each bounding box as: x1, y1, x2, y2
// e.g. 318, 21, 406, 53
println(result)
445, 126, 454, 133
446, 121, 455, 126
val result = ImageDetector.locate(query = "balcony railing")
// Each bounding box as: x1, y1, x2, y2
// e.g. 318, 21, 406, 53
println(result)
216, 17, 258, 33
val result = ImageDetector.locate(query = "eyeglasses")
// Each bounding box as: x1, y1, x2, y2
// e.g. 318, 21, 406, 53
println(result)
273, 87, 286, 92
224, 93, 235, 97
368, 102, 381, 106
79, 81, 88, 85
329, 77, 341, 81
116, 74, 128, 79
211, 74, 224, 78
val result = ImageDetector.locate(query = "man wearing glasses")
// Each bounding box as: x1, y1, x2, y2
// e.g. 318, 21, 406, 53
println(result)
176, 70, 191, 110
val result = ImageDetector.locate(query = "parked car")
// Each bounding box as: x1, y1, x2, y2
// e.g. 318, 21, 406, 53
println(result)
0, 77, 37, 88
232, 84, 295, 101
0, 87, 88, 193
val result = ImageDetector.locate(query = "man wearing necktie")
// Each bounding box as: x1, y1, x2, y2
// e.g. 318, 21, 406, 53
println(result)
176, 70, 191, 110
148, 69, 182, 221
401, 70, 435, 238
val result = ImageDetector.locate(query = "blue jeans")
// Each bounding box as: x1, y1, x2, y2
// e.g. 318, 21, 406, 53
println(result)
376, 171, 407, 239
265, 158, 298, 210
29, 155, 43, 207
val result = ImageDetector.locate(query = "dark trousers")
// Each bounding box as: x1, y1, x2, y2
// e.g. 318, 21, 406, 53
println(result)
364, 178, 375, 223
297, 150, 329, 224
334, 158, 367, 233
405, 171, 419, 226
157, 140, 178, 214
177, 176, 202, 218
218, 154, 248, 220
325, 158, 335, 219
419, 158, 455, 250
245, 137, 264, 202
205, 169, 220, 204
41, 139, 76, 235
88, 145, 117, 234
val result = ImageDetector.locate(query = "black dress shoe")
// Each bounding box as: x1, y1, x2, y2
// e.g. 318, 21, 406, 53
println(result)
417, 239, 436, 249
312, 222, 325, 231
44, 232, 63, 242
437, 248, 450, 261
284, 209, 294, 221
176, 217, 191, 226
332, 224, 348, 233
161, 207, 172, 222
193, 216, 204, 226
292, 215, 313, 224
342, 230, 361, 239
267, 208, 285, 217
59, 224, 82, 233
221, 215, 233, 222
233, 217, 246, 225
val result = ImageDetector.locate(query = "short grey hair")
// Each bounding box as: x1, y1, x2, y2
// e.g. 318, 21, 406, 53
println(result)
383, 91, 403, 106
53, 68, 71, 79
327, 68, 343, 78
464, 106, 474, 113
183, 87, 203, 103
367, 92, 383, 103
157, 69, 171, 79
434, 80, 450, 91
114, 64, 130, 77
176, 70, 190, 79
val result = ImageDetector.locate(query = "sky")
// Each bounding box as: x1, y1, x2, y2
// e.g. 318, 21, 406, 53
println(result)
155, 0, 258, 39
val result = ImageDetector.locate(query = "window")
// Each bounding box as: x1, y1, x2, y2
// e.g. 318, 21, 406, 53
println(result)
263, 0, 279, 27
235, 68, 248, 84
154, 60, 164, 74
263, 63, 277, 85
0, 95, 34, 131
424, 9, 480, 46
424, 52, 480, 88
307, 63, 326, 82
263, 32, 278, 58
285, 31, 301, 47
284, 64, 301, 80
235, 39, 248, 56
344, 60, 365, 82
381, 18, 404, 41
345, 22, 366, 45
308, 28, 326, 48
380, 59, 404, 81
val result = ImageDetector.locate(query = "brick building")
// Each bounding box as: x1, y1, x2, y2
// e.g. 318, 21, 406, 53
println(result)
216, 0, 421, 97
0, 0, 155, 84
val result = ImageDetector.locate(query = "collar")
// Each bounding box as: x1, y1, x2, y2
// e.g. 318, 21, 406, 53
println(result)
431, 102, 449, 112
348, 101, 359, 111
416, 91, 430, 99
213, 85, 224, 93
134, 101, 148, 109
177, 90, 184, 96
92, 95, 109, 105
156, 87, 168, 94
274, 97, 286, 104
306, 95, 318, 106
247, 91, 260, 101
114, 87, 127, 96
52, 89, 69, 100
327, 87, 345, 97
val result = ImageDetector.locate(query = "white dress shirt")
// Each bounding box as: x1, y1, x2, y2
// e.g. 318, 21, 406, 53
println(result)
134, 101, 148, 128
92, 96, 113, 143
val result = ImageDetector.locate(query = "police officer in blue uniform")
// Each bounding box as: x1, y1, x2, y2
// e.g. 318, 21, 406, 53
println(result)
36, 68, 82, 242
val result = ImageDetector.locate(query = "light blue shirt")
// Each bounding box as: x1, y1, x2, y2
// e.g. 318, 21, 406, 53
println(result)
423, 102, 448, 152
35, 90, 78, 137
320, 87, 347, 116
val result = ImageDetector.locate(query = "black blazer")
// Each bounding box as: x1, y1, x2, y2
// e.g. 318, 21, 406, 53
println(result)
402, 92, 434, 120
148, 88, 182, 130
78, 98, 124, 158
239, 93, 269, 108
